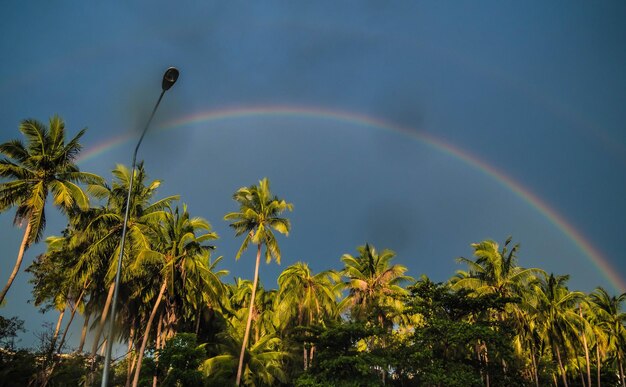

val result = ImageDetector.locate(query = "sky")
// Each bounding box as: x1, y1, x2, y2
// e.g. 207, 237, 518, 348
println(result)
1, 1, 625, 350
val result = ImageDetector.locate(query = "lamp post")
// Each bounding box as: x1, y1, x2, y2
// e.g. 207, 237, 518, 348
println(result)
100, 67, 179, 386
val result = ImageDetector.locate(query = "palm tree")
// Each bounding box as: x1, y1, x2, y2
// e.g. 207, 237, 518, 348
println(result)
277, 263, 340, 328
589, 287, 626, 387
71, 163, 177, 360
451, 238, 543, 386
130, 204, 220, 387
27, 206, 96, 355
276, 262, 341, 369
531, 273, 585, 387
451, 237, 542, 299
203, 330, 289, 386
0, 116, 102, 304
226, 278, 277, 343
224, 177, 293, 386
339, 244, 412, 328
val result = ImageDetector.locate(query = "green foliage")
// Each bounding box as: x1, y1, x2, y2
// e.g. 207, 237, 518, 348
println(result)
0, 316, 24, 350
0, 349, 38, 386
401, 277, 524, 387
203, 330, 289, 386
157, 333, 206, 387
297, 322, 387, 387
45, 354, 90, 387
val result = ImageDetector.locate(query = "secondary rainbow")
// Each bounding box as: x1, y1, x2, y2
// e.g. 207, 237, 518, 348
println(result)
77, 105, 626, 293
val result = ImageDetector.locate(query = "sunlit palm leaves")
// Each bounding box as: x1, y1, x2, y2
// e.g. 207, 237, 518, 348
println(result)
589, 287, 626, 386
276, 262, 341, 329
224, 177, 292, 385
339, 244, 412, 328
0, 116, 102, 304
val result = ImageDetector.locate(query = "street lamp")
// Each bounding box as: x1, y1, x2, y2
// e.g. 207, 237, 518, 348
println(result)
101, 67, 179, 386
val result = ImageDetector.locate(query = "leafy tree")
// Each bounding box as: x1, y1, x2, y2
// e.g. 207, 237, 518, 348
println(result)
157, 333, 206, 387
0, 348, 38, 386
224, 177, 293, 386
0, 315, 24, 350
404, 277, 523, 387
26, 230, 90, 359
0, 116, 102, 304
45, 354, 91, 387
295, 321, 387, 387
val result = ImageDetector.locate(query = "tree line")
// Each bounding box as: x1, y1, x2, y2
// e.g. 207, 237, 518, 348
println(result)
1, 117, 625, 386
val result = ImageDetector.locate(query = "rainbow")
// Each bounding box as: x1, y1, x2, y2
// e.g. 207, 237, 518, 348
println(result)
78, 105, 626, 293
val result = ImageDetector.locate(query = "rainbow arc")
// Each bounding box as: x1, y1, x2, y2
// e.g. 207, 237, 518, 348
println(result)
77, 105, 626, 293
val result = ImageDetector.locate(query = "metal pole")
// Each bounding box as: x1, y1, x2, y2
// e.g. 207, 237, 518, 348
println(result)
101, 67, 178, 386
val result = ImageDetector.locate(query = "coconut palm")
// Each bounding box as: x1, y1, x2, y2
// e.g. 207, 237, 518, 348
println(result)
451, 238, 544, 386
224, 177, 293, 386
531, 273, 585, 387
237, 283, 279, 345
277, 263, 340, 328
276, 262, 341, 369
71, 163, 177, 360
226, 278, 277, 343
589, 287, 626, 386
0, 116, 102, 304
451, 237, 542, 299
339, 244, 412, 328
203, 330, 289, 386
130, 204, 221, 387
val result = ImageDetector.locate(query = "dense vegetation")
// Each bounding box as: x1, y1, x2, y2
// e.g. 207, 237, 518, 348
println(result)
1, 118, 625, 386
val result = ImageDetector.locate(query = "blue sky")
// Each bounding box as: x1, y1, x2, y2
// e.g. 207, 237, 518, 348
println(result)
1, 1, 625, 349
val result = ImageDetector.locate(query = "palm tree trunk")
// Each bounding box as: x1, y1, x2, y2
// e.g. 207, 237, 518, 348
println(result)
132, 280, 167, 387
475, 341, 489, 386
57, 283, 89, 354
125, 325, 136, 387
596, 345, 601, 387
100, 338, 107, 356
579, 305, 592, 387
236, 243, 262, 386
576, 355, 585, 387
78, 312, 90, 353
555, 344, 569, 387
483, 342, 490, 387
40, 309, 66, 387
57, 304, 77, 354
91, 283, 116, 359
303, 346, 308, 370
152, 313, 164, 387
530, 344, 539, 387
0, 221, 32, 305
617, 350, 625, 387
164, 304, 176, 341
51, 309, 65, 354
195, 308, 202, 335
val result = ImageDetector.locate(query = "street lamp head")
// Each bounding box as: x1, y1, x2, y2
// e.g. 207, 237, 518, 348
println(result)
162, 67, 179, 91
